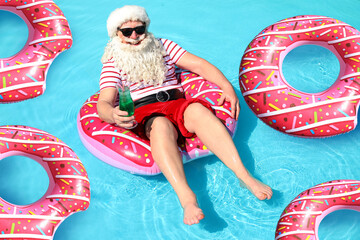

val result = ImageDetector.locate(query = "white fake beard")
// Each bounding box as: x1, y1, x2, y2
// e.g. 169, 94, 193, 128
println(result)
101, 33, 167, 86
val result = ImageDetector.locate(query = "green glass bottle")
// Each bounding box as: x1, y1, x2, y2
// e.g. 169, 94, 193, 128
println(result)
118, 86, 134, 117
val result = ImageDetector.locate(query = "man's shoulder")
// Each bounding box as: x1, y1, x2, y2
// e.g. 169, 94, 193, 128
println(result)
158, 38, 176, 45
102, 57, 115, 64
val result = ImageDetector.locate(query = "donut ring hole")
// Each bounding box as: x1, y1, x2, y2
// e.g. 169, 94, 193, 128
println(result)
282, 44, 341, 94
0, 10, 28, 59
318, 209, 360, 239
0, 155, 49, 206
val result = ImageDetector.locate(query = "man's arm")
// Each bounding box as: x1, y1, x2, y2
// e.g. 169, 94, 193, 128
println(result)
97, 87, 135, 128
176, 52, 240, 120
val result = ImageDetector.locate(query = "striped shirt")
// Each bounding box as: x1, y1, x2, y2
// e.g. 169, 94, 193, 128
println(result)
99, 38, 187, 101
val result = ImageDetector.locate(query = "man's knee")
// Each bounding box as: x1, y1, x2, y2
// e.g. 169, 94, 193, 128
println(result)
184, 103, 212, 130
146, 116, 178, 140
186, 103, 211, 119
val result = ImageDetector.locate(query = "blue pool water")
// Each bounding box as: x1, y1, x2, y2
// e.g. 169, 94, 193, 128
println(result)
1, 0, 360, 239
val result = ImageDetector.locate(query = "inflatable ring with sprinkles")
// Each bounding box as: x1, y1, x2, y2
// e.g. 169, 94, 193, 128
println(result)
0, 0, 72, 103
240, 15, 360, 137
0, 125, 90, 239
275, 179, 360, 240
77, 71, 237, 175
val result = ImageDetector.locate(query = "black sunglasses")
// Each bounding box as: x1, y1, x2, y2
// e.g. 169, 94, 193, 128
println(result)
117, 25, 146, 37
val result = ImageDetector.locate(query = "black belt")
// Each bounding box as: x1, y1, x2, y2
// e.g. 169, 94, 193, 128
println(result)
134, 89, 184, 109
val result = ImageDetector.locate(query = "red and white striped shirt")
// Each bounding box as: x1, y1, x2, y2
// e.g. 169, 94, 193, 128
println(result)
99, 38, 187, 101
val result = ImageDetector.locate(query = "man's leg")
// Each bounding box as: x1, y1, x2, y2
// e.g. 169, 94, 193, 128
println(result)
183, 103, 272, 200
146, 116, 205, 225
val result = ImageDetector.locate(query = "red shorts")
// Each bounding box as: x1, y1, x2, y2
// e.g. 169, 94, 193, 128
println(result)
132, 98, 213, 140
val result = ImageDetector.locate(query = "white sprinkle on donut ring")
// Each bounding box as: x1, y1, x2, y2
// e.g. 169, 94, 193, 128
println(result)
0, 125, 90, 239
239, 15, 360, 137
0, 0, 72, 103
275, 179, 360, 240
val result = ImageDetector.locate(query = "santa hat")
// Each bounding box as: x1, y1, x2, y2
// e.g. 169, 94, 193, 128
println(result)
106, 5, 150, 38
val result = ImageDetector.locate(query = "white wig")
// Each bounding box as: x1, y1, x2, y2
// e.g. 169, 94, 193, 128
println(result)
106, 5, 150, 38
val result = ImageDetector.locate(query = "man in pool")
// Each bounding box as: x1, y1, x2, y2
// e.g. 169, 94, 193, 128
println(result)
97, 5, 272, 225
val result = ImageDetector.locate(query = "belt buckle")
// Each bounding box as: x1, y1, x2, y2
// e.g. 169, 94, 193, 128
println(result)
156, 90, 170, 102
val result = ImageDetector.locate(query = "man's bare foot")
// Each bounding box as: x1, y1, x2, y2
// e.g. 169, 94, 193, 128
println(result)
241, 176, 273, 200
183, 202, 205, 225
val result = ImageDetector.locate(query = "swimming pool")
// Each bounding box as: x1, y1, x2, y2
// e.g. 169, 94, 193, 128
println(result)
1, 0, 360, 239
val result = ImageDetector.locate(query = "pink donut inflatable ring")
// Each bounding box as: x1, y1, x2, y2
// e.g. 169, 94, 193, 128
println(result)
77, 71, 237, 175
0, 0, 72, 103
275, 179, 360, 240
0, 125, 90, 239
239, 15, 360, 137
